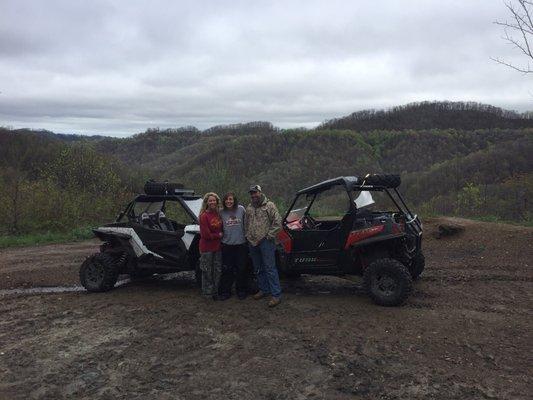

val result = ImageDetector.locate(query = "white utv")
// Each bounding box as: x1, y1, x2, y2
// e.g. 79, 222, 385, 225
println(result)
79, 181, 204, 292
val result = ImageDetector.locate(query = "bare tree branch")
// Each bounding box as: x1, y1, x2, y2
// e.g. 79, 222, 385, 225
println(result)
494, 21, 533, 35
494, 0, 533, 73
491, 56, 532, 73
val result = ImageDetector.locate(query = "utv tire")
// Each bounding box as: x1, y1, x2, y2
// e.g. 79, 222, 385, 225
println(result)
80, 253, 120, 292
363, 258, 413, 306
363, 174, 401, 189
144, 180, 184, 195
409, 252, 425, 280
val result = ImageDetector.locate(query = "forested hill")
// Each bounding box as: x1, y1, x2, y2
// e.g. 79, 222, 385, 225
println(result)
0, 101, 532, 237
319, 101, 533, 131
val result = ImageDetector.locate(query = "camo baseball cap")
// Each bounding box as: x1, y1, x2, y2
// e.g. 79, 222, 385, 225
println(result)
249, 184, 262, 193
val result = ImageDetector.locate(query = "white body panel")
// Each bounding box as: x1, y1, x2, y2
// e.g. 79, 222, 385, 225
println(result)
182, 224, 200, 250
98, 224, 201, 254
96, 227, 163, 258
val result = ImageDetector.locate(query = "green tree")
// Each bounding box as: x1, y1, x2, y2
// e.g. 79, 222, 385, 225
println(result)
456, 183, 483, 217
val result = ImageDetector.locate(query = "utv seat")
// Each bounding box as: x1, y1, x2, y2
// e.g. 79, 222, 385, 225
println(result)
155, 211, 174, 232
141, 212, 158, 229
353, 209, 373, 230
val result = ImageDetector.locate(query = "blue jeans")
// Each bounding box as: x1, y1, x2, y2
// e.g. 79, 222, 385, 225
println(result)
249, 238, 281, 299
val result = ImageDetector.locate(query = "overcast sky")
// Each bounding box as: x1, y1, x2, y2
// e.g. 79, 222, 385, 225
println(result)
0, 0, 531, 136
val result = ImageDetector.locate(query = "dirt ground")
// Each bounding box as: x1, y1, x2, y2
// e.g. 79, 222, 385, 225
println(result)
0, 217, 531, 400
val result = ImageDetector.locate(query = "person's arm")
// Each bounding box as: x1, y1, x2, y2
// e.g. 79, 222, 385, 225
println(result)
199, 213, 222, 240
240, 206, 246, 229
244, 206, 251, 239
209, 213, 223, 239
266, 202, 282, 240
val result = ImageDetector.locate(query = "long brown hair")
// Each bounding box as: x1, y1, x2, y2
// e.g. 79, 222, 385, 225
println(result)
200, 192, 221, 214
222, 192, 238, 210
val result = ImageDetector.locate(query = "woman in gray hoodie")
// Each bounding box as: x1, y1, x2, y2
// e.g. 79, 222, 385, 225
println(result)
218, 192, 248, 300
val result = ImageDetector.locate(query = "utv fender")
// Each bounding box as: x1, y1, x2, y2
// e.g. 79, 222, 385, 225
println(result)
94, 227, 163, 259
409, 251, 425, 280
93, 228, 131, 241
350, 242, 390, 273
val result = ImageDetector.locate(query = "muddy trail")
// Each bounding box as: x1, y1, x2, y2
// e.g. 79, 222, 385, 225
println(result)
0, 218, 531, 399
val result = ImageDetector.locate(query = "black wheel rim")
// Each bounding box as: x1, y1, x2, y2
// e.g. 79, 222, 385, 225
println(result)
86, 261, 105, 285
373, 273, 398, 297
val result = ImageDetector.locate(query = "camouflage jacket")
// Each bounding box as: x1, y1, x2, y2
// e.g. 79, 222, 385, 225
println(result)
245, 195, 282, 246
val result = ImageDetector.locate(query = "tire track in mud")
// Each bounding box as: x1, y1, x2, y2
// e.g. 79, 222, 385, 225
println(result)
405, 301, 532, 316
423, 274, 533, 283
0, 279, 131, 297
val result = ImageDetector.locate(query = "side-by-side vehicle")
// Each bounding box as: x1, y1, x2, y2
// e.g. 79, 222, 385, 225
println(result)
80, 175, 424, 306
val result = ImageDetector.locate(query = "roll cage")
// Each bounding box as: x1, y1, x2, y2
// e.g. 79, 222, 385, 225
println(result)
117, 194, 202, 225
283, 176, 422, 237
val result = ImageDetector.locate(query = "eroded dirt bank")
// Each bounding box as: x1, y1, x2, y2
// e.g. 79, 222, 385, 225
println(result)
0, 218, 532, 399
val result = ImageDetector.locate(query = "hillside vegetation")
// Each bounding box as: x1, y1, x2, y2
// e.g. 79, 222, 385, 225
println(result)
0, 130, 140, 236
1, 101, 532, 239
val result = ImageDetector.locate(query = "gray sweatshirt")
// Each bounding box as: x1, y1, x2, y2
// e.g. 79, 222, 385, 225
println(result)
220, 205, 246, 245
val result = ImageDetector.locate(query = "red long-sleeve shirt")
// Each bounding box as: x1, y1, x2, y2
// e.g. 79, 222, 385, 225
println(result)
199, 210, 223, 252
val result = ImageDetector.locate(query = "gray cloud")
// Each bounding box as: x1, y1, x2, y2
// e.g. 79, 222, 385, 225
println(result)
0, 0, 531, 136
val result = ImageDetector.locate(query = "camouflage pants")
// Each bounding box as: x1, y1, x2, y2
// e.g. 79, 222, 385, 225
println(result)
199, 251, 222, 296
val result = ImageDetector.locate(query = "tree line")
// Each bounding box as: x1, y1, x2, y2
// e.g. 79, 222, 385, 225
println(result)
318, 101, 533, 131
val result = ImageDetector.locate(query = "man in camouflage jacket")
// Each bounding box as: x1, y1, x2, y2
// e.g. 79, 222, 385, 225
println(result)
245, 185, 282, 307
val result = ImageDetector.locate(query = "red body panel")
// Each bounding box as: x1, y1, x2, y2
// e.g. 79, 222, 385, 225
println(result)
343, 225, 385, 249
277, 229, 293, 253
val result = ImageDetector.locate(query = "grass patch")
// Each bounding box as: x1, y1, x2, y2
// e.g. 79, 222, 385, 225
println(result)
470, 215, 533, 227
420, 213, 533, 227
0, 226, 94, 249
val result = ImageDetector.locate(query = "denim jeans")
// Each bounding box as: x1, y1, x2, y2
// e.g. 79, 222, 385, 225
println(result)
248, 238, 281, 299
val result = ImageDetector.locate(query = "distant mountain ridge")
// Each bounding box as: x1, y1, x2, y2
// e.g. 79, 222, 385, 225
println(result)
4, 101, 531, 139
319, 101, 533, 131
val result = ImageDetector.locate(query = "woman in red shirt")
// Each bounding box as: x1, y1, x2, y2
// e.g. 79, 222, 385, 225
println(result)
198, 192, 223, 299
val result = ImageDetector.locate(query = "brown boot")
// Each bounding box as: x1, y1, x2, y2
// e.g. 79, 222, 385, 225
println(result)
253, 291, 268, 300
268, 297, 281, 308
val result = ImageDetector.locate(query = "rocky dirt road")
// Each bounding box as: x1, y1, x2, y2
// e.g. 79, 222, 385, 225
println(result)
0, 218, 531, 399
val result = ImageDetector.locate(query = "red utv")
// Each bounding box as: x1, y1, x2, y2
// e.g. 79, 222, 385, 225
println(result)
276, 174, 423, 306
